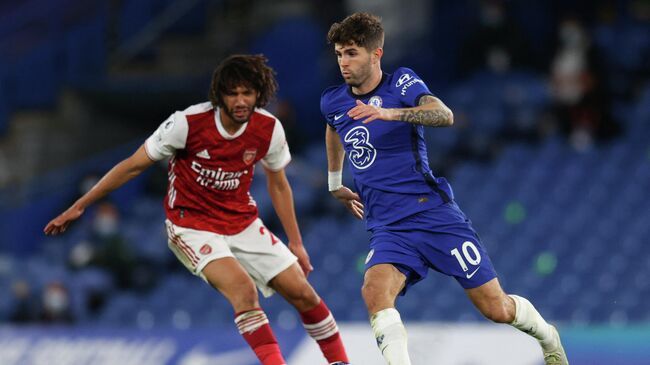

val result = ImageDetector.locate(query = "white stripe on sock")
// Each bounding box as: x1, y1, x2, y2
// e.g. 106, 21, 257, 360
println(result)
303, 313, 339, 340
235, 310, 269, 334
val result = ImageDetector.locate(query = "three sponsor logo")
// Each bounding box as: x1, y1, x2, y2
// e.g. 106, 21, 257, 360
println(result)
344, 126, 377, 169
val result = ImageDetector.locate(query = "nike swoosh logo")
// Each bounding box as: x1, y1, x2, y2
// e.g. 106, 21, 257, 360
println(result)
466, 267, 480, 279
334, 113, 344, 121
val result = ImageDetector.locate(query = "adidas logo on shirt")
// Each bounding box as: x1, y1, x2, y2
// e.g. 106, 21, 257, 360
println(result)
196, 149, 211, 159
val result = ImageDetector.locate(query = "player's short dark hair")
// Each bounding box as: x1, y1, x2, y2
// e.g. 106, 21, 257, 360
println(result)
209, 54, 278, 108
327, 12, 384, 51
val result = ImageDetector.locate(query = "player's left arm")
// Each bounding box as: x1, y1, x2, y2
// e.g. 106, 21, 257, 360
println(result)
348, 95, 454, 127
326, 125, 364, 219
265, 167, 314, 276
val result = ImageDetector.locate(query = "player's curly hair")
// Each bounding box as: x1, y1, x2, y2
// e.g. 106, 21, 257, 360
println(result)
327, 12, 384, 51
209, 54, 278, 108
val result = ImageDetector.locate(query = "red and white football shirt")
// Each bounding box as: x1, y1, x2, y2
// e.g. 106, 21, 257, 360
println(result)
144, 102, 291, 235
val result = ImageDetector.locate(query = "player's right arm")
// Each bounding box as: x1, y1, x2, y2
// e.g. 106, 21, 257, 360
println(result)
326, 124, 364, 219
44, 145, 155, 235
45, 111, 188, 235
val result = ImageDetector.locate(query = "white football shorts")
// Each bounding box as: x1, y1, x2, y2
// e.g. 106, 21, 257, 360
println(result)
165, 218, 297, 297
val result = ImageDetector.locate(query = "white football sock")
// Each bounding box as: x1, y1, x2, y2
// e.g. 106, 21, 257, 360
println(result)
370, 308, 412, 365
509, 295, 556, 351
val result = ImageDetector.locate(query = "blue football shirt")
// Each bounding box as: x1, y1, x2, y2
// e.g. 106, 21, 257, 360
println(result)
321, 67, 454, 229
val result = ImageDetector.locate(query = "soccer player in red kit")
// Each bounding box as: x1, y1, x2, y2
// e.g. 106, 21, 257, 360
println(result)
44, 54, 349, 365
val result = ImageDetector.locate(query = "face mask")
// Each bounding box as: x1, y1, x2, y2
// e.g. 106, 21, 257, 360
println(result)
93, 213, 118, 237
44, 287, 69, 313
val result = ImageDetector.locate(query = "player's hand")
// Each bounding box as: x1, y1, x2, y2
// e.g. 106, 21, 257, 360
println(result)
348, 99, 394, 124
289, 242, 314, 277
44, 205, 85, 235
331, 186, 364, 219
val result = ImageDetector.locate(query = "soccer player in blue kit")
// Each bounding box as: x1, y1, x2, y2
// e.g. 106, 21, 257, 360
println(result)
321, 13, 568, 365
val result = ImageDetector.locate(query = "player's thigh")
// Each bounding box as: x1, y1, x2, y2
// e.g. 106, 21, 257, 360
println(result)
415, 224, 497, 289
429, 202, 498, 289
165, 220, 258, 307
201, 256, 258, 301
227, 218, 297, 297
365, 229, 429, 295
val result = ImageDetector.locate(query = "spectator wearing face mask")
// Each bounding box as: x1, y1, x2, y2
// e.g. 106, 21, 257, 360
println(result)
39, 281, 75, 324
68, 201, 137, 290
549, 16, 620, 150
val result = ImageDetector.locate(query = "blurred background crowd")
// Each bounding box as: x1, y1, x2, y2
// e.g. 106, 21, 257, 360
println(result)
0, 0, 648, 333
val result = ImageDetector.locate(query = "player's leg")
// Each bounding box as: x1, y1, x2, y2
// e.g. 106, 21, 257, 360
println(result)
270, 263, 349, 364
229, 218, 349, 364
202, 258, 286, 365
465, 279, 568, 364
166, 221, 286, 365
464, 278, 515, 323
412, 202, 567, 364
202, 257, 260, 312
362, 263, 411, 365
363, 228, 430, 365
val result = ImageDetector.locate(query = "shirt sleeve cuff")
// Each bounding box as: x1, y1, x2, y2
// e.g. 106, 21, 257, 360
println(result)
144, 137, 164, 161
261, 153, 291, 172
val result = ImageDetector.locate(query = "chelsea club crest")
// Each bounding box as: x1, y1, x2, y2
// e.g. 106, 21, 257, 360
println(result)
368, 96, 383, 107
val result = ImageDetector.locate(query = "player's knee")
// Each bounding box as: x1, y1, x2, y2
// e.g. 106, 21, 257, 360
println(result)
361, 280, 391, 308
228, 281, 259, 311
360, 280, 376, 301
287, 283, 320, 310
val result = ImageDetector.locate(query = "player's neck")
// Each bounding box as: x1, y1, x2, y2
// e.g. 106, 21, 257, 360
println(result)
352, 67, 383, 95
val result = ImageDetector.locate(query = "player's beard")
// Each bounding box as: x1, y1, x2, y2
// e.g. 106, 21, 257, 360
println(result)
224, 105, 253, 124
342, 61, 373, 88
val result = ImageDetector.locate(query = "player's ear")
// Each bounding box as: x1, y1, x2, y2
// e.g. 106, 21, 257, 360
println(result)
372, 47, 383, 64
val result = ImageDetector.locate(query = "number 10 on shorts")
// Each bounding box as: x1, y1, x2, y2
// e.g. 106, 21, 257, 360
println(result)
450, 241, 482, 272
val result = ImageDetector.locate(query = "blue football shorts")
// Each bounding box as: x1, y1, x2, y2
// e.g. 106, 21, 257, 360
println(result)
365, 201, 497, 294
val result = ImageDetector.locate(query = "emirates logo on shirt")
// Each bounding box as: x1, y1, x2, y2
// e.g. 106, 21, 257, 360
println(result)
191, 161, 248, 190
243, 148, 257, 165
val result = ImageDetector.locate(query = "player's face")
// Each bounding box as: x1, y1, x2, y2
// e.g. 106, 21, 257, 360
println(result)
221, 86, 258, 124
335, 43, 374, 87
